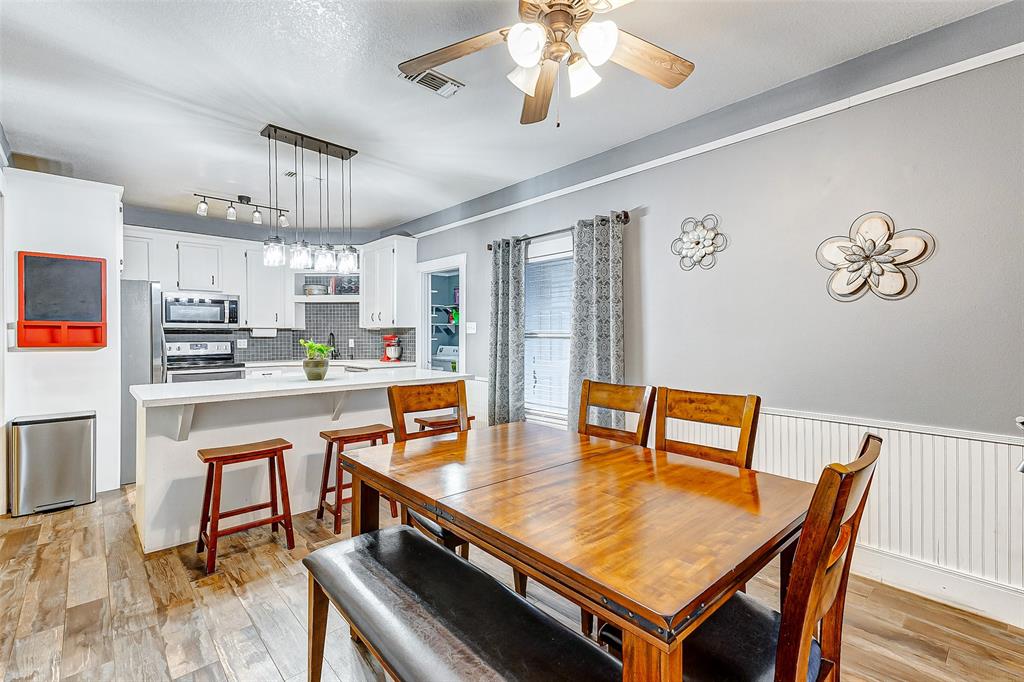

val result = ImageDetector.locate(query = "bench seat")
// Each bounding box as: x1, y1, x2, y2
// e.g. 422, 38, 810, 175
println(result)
304, 525, 622, 682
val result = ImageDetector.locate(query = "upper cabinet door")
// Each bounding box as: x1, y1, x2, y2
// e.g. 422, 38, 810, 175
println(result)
178, 242, 222, 291
376, 245, 395, 326
244, 249, 287, 328
121, 236, 151, 280
359, 247, 380, 328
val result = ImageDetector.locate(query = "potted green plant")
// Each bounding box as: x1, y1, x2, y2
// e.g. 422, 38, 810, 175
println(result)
299, 339, 334, 381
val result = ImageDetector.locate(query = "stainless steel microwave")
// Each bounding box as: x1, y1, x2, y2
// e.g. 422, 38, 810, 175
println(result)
162, 292, 239, 330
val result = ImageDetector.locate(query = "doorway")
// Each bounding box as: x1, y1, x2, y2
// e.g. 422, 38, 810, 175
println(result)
417, 254, 467, 374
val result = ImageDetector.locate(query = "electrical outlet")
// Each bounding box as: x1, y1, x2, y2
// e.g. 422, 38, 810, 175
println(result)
236, 339, 248, 349
465, 322, 477, 334
348, 338, 355, 348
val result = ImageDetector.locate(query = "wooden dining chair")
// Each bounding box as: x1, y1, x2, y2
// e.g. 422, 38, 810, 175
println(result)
387, 380, 472, 558
577, 378, 656, 445
514, 378, 655, 635
599, 433, 883, 682
655, 387, 761, 468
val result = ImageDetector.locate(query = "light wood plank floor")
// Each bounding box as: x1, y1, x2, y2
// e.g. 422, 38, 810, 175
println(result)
0, 486, 1021, 681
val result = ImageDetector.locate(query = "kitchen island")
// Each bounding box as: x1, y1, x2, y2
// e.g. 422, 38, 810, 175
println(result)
130, 367, 471, 553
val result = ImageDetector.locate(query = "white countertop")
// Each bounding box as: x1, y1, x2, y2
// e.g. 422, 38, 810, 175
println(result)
244, 359, 415, 370
130, 368, 471, 408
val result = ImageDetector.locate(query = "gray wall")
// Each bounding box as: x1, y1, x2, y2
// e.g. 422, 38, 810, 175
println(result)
417, 57, 1024, 436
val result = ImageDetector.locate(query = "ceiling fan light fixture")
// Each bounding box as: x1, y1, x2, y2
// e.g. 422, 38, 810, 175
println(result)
578, 20, 618, 66
507, 22, 546, 68
507, 64, 542, 96
568, 54, 601, 98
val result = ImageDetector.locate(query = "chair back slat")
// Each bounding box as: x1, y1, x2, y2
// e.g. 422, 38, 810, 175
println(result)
388, 381, 470, 442
775, 433, 882, 682
577, 379, 655, 446
655, 387, 761, 468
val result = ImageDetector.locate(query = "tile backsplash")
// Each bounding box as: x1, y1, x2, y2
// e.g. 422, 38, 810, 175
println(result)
233, 303, 415, 362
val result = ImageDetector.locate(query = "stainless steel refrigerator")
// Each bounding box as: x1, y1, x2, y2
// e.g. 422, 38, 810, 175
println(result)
120, 280, 164, 485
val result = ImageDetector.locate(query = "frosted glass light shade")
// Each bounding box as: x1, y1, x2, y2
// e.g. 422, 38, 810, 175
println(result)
277, 213, 289, 229
196, 199, 208, 217
507, 23, 546, 68
263, 236, 286, 267
336, 246, 358, 275
507, 64, 542, 96
251, 208, 263, 225
577, 20, 618, 66
313, 245, 337, 272
568, 54, 601, 97
225, 204, 237, 221
289, 241, 312, 270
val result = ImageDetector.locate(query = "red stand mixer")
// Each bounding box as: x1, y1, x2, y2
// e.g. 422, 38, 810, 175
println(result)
381, 335, 402, 362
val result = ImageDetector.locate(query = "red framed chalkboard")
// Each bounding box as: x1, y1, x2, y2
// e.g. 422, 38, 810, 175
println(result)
17, 251, 107, 348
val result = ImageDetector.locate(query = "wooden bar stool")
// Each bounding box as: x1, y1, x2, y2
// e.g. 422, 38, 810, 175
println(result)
196, 437, 294, 574
317, 424, 399, 534
414, 414, 476, 431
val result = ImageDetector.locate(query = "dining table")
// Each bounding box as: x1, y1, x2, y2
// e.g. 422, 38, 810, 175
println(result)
340, 421, 816, 681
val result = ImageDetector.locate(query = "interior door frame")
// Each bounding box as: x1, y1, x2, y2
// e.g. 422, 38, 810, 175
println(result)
416, 253, 467, 373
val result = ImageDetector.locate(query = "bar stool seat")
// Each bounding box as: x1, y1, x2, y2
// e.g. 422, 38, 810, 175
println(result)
317, 424, 398, 534
196, 437, 294, 574
414, 414, 476, 431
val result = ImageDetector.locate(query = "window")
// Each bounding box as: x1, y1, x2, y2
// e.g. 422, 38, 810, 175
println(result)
524, 236, 573, 424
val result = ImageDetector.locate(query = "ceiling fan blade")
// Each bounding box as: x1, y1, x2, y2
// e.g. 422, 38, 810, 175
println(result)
520, 60, 559, 124
399, 29, 507, 77
609, 30, 694, 89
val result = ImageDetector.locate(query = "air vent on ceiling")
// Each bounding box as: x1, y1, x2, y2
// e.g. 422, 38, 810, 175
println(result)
400, 69, 464, 98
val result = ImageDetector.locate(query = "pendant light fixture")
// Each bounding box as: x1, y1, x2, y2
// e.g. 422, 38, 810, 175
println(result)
336, 155, 358, 275
225, 203, 237, 221
257, 124, 358, 268
196, 197, 209, 216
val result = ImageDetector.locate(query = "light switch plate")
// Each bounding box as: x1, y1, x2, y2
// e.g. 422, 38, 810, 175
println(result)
348, 338, 355, 348
236, 339, 248, 349
466, 322, 477, 334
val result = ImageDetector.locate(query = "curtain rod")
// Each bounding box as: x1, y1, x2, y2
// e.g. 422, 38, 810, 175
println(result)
486, 210, 629, 251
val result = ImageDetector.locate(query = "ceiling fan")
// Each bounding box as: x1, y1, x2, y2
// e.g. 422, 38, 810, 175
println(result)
398, 0, 694, 125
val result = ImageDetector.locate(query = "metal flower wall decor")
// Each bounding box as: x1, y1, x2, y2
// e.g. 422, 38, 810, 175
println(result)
671, 214, 727, 270
816, 212, 934, 302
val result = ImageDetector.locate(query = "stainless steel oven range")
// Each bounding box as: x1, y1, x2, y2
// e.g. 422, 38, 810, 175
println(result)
165, 340, 245, 382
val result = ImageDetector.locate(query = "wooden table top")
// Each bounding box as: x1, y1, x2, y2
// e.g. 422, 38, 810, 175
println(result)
341, 421, 815, 639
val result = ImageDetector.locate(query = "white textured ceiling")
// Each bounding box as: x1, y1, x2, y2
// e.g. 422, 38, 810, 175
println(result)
0, 0, 1002, 233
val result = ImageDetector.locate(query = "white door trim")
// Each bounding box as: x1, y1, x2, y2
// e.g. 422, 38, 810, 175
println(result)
417, 254, 468, 373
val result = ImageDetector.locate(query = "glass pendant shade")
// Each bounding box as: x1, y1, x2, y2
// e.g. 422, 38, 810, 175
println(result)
289, 240, 312, 270
577, 20, 618, 66
196, 198, 209, 217
336, 245, 358, 275
507, 64, 542, 96
251, 208, 263, 225
313, 245, 337, 272
225, 204, 237, 221
567, 54, 601, 97
277, 213, 289, 229
263, 236, 286, 267
507, 23, 546, 68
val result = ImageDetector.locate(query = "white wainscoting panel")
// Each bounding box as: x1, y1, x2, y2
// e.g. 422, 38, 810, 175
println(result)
668, 410, 1024, 626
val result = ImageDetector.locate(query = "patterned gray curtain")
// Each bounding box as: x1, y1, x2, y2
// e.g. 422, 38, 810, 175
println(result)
568, 212, 626, 427
488, 238, 526, 425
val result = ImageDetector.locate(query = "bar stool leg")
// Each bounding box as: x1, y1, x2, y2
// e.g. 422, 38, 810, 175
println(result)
268, 456, 279, 533
334, 443, 345, 535
316, 441, 333, 520
197, 462, 214, 552
205, 462, 224, 574
276, 450, 295, 550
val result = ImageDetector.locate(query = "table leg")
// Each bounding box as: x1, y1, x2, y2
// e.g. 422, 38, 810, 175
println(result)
622, 631, 681, 681
780, 540, 797, 608
351, 475, 380, 537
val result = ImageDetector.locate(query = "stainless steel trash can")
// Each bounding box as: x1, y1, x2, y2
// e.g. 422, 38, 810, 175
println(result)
8, 411, 96, 516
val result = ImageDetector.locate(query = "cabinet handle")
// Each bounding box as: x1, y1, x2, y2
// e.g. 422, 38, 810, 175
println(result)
274, 313, 278, 322
211, 275, 215, 285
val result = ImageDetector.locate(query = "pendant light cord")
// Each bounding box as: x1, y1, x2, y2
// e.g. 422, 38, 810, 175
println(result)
267, 133, 274, 235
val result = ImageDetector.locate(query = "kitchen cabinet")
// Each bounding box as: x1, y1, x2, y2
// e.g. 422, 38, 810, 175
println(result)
359, 236, 417, 329
243, 249, 288, 328
121, 235, 151, 280
177, 241, 221, 291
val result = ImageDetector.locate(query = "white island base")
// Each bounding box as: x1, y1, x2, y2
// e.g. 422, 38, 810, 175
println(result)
131, 368, 470, 553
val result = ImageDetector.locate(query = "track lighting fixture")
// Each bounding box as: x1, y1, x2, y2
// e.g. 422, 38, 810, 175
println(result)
196, 197, 208, 216
226, 203, 236, 221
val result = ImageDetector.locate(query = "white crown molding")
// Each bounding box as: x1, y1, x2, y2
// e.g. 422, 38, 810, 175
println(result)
411, 43, 1024, 241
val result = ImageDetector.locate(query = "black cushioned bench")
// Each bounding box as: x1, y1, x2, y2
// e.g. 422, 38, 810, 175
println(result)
304, 525, 622, 682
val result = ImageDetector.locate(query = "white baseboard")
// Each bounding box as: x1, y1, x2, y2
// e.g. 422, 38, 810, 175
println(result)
852, 545, 1024, 628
